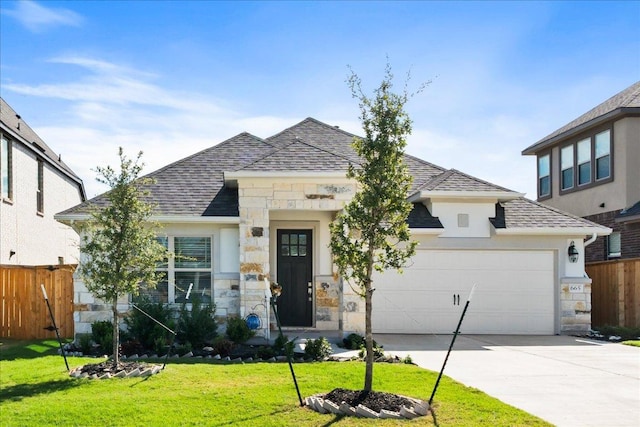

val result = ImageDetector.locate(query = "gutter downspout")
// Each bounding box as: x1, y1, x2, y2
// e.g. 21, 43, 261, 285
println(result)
584, 232, 598, 247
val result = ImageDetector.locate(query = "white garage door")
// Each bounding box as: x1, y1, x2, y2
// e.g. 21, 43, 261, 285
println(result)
372, 250, 555, 335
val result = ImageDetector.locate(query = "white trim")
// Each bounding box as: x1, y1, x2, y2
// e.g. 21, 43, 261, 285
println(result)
494, 226, 611, 236
409, 228, 444, 235
408, 190, 524, 203
225, 171, 347, 180
55, 213, 240, 224
560, 276, 593, 284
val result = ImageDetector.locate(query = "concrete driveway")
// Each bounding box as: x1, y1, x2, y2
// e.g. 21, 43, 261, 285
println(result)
373, 334, 640, 427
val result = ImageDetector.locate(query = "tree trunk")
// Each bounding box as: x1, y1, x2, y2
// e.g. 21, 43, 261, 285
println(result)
364, 281, 374, 391
112, 299, 119, 365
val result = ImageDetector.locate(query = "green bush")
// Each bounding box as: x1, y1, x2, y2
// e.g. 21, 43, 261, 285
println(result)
273, 333, 292, 357
304, 337, 333, 361
91, 320, 113, 355
212, 337, 234, 357
125, 295, 175, 354
342, 333, 364, 350
225, 316, 255, 344
176, 295, 218, 349
358, 341, 385, 359
77, 333, 93, 355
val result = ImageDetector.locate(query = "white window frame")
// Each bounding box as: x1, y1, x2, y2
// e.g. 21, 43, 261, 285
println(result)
142, 235, 213, 304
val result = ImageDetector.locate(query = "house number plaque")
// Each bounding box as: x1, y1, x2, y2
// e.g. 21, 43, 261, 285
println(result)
568, 284, 584, 293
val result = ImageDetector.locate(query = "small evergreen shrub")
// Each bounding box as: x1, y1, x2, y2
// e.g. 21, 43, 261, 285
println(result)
304, 337, 333, 361
342, 333, 365, 350
77, 333, 93, 355
225, 316, 255, 344
91, 320, 113, 354
125, 295, 175, 354
176, 294, 218, 349
273, 333, 294, 357
212, 337, 234, 357
358, 341, 385, 359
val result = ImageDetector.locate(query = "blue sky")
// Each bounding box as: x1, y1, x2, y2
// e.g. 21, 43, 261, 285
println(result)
1, 0, 638, 199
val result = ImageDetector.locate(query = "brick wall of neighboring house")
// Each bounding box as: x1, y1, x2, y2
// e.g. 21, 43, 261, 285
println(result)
584, 211, 640, 262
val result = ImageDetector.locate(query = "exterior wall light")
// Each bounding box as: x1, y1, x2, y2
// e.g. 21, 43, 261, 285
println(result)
568, 241, 579, 263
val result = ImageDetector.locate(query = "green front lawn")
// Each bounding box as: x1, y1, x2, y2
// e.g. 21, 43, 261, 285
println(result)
0, 340, 551, 426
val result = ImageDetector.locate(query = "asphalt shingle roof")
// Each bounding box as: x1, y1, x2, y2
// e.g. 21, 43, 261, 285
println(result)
1, 97, 84, 191
523, 81, 640, 154
57, 117, 604, 232
416, 169, 514, 193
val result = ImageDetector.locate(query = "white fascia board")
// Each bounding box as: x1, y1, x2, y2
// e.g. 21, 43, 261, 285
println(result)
408, 190, 524, 203
153, 215, 239, 224
409, 228, 444, 235
224, 171, 347, 181
55, 213, 240, 224
494, 226, 612, 236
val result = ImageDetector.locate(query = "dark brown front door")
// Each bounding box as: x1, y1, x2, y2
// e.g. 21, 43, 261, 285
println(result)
276, 229, 313, 327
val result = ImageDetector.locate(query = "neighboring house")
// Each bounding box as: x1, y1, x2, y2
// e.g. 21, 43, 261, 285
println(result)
1, 98, 86, 266
522, 81, 640, 263
56, 118, 609, 338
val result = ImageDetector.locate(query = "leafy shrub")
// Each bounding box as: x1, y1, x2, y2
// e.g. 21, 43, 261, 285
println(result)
77, 333, 93, 355
125, 295, 175, 354
212, 337, 234, 357
402, 354, 413, 364
304, 337, 333, 361
272, 333, 293, 357
225, 316, 255, 344
120, 339, 145, 357
91, 320, 113, 355
358, 341, 385, 359
255, 345, 276, 360
176, 294, 218, 349
342, 333, 365, 350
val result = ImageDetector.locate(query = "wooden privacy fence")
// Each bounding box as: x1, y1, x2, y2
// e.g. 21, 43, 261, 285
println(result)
587, 258, 640, 328
1, 265, 75, 339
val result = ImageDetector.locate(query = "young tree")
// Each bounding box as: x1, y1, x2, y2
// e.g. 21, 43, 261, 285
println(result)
330, 65, 421, 391
79, 148, 166, 365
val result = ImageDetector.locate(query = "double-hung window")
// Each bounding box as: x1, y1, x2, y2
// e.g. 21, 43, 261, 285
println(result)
577, 138, 591, 185
537, 154, 551, 198
595, 130, 611, 180
142, 236, 212, 304
1, 135, 12, 200
37, 159, 44, 213
561, 145, 574, 191
559, 128, 612, 193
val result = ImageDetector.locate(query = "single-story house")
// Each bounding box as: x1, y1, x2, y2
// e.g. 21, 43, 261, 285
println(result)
56, 118, 610, 337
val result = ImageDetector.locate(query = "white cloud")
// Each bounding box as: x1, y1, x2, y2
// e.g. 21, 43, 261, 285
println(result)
3, 56, 305, 198
2, 0, 83, 32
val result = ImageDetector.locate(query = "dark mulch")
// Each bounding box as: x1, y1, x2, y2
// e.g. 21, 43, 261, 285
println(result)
77, 361, 149, 376
323, 388, 416, 413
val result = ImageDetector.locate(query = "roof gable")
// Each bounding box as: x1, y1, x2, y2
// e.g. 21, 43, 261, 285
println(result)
523, 81, 640, 154
1, 97, 85, 197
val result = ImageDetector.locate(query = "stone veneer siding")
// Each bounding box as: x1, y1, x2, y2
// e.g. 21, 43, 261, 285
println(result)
560, 279, 592, 333
73, 277, 239, 338
584, 210, 640, 262
237, 180, 362, 335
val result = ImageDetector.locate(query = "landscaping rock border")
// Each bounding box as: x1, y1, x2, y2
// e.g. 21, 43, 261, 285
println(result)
304, 393, 429, 419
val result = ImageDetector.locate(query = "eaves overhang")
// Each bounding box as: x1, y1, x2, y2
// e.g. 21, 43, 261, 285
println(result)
493, 226, 612, 236
1, 122, 87, 200
224, 170, 348, 186
522, 107, 640, 155
408, 190, 524, 203
55, 213, 240, 225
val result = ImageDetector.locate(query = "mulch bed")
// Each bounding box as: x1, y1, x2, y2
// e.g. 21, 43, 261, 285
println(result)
76, 361, 150, 376
323, 388, 416, 413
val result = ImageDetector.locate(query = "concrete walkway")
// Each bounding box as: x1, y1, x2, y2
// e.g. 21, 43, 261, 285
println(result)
373, 334, 640, 427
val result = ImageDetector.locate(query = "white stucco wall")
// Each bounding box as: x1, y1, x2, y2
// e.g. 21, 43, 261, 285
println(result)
0, 142, 83, 266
